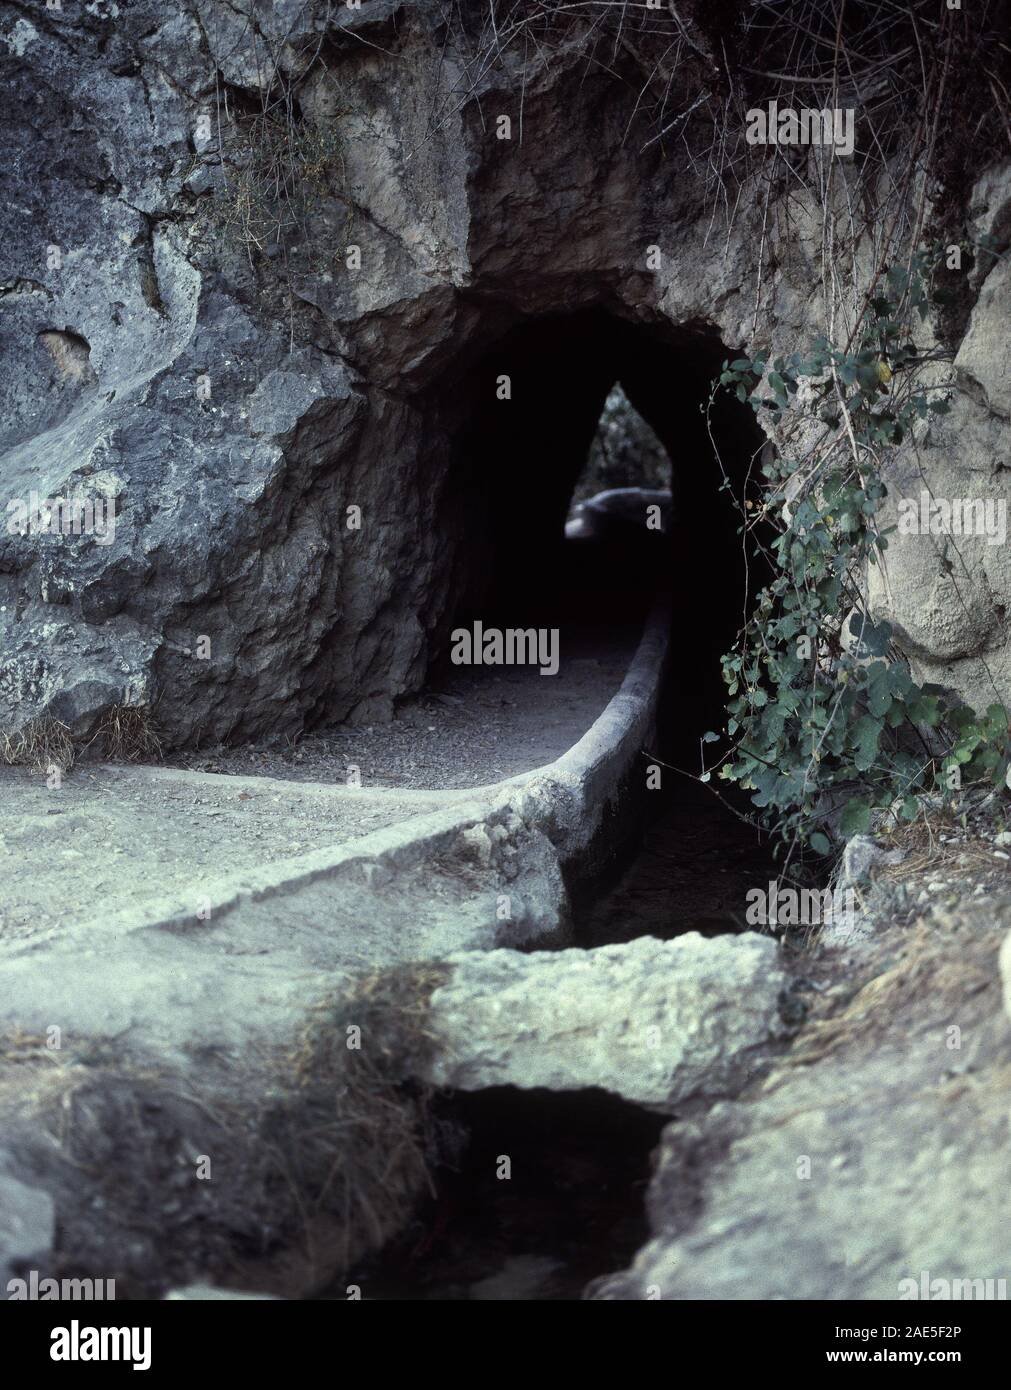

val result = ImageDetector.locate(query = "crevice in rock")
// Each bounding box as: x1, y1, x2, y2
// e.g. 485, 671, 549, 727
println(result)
133, 219, 169, 317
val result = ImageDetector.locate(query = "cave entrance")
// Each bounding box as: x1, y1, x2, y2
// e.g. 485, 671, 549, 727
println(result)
431, 306, 768, 759
426, 306, 781, 939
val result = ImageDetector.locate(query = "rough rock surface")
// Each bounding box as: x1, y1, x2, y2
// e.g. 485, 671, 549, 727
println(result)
0, 779, 581, 1295
2, 3, 1008, 748
593, 899, 1011, 1300
866, 164, 1011, 710
0, 1160, 54, 1289
423, 933, 789, 1106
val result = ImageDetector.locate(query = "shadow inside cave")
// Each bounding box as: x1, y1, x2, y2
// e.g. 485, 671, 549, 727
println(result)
427, 304, 781, 913
428, 305, 769, 762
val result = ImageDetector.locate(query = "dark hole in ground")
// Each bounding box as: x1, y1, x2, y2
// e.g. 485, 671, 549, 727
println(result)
332, 1087, 667, 1301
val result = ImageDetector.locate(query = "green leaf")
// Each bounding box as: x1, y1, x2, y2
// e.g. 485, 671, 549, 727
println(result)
984, 704, 1009, 737
847, 612, 892, 657
840, 799, 873, 837
702, 250, 991, 855
868, 675, 893, 719
852, 715, 883, 772
908, 692, 941, 726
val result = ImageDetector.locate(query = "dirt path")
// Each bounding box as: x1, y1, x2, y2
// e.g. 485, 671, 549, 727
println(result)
0, 623, 641, 944
165, 625, 639, 789
0, 764, 464, 942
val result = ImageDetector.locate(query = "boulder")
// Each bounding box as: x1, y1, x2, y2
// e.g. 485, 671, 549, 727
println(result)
422, 932, 788, 1107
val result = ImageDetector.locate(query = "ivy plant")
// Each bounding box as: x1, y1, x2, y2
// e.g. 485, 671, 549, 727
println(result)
704, 240, 1011, 854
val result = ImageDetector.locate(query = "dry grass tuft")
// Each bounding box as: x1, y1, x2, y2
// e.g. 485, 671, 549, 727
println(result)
0, 1027, 67, 1066
0, 716, 75, 773
873, 806, 1009, 883
0, 705, 161, 773
89, 705, 163, 763
21, 961, 453, 1297
211, 110, 350, 261
250, 960, 451, 1283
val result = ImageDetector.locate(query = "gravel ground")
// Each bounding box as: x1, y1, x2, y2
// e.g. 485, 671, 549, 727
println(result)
166, 625, 639, 789
0, 765, 454, 941
1, 624, 642, 942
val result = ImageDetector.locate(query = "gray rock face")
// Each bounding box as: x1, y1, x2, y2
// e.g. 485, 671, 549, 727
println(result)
0, 1163, 54, 1290
865, 163, 1011, 711
593, 901, 1011, 1301
2, 2, 1006, 748
818, 833, 908, 947
423, 932, 788, 1106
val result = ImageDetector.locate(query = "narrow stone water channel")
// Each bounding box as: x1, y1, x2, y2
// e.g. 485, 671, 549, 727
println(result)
328, 768, 782, 1300
311, 328, 782, 1301
578, 782, 782, 946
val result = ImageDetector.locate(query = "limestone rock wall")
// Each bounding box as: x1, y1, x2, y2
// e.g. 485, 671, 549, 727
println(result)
867, 164, 1011, 710
1, 0, 1007, 749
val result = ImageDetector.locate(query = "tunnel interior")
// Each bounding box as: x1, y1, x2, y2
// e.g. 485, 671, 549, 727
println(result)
427, 306, 769, 760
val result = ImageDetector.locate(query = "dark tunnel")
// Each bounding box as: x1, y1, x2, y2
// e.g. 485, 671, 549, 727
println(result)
429, 307, 770, 763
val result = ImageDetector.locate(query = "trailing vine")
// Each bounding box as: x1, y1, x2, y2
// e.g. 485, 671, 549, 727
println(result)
704, 239, 1011, 855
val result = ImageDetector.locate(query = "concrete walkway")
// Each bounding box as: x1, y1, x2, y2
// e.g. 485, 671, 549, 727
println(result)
0, 602, 670, 1296
0, 622, 641, 945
